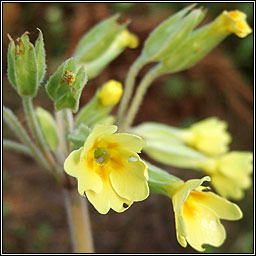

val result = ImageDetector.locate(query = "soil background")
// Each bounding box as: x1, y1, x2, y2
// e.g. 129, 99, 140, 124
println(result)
3, 3, 254, 253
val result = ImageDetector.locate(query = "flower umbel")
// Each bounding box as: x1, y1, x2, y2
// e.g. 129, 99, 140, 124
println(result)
64, 124, 149, 214
200, 151, 253, 200
171, 176, 242, 251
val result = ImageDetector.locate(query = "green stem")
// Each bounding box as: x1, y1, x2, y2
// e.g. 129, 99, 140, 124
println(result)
56, 111, 68, 157
3, 139, 32, 156
22, 96, 57, 170
3, 106, 50, 170
117, 56, 146, 127
63, 189, 94, 253
120, 64, 162, 132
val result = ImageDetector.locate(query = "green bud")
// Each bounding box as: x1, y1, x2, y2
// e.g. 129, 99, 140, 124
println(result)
160, 10, 251, 73
74, 15, 138, 79
46, 58, 88, 112
7, 30, 46, 97
141, 4, 204, 62
35, 107, 59, 150
144, 138, 207, 169
67, 123, 91, 150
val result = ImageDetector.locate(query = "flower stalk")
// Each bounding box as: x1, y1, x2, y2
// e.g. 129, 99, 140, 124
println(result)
120, 64, 162, 131
63, 188, 94, 253
117, 56, 146, 127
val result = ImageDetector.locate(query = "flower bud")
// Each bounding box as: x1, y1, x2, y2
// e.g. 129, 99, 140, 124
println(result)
97, 80, 123, 106
74, 15, 138, 79
7, 29, 46, 97
76, 80, 123, 127
160, 9, 252, 73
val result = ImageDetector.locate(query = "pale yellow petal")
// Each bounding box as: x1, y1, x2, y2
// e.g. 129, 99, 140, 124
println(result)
109, 150, 149, 202
211, 174, 245, 200
172, 176, 211, 214
175, 213, 187, 247
218, 151, 253, 178
64, 148, 103, 195
86, 179, 133, 214
103, 133, 146, 153
189, 191, 242, 220
82, 124, 117, 155
183, 199, 226, 251
64, 147, 84, 178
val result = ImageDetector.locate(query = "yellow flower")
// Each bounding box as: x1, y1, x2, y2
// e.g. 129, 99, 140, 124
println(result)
217, 10, 252, 38
64, 124, 149, 214
171, 176, 242, 251
97, 80, 123, 106
182, 117, 231, 156
200, 151, 253, 200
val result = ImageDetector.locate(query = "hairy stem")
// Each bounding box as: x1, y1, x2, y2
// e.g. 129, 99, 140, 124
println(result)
120, 65, 162, 132
22, 96, 57, 170
3, 139, 32, 156
3, 105, 50, 170
117, 56, 146, 127
63, 189, 94, 253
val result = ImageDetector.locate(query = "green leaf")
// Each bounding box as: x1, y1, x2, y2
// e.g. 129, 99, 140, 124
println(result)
46, 58, 87, 112
35, 28, 46, 84
36, 107, 59, 150
67, 123, 91, 150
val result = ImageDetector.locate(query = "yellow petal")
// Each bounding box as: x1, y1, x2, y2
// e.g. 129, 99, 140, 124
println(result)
109, 150, 149, 202
218, 151, 253, 179
64, 147, 84, 178
86, 178, 133, 214
211, 173, 248, 200
175, 213, 187, 248
103, 133, 146, 153
172, 176, 211, 214
183, 198, 226, 251
64, 147, 103, 194
189, 191, 242, 220
82, 124, 117, 155
185, 117, 231, 156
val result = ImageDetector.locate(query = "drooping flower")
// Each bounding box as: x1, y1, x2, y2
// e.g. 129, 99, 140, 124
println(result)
171, 176, 242, 251
181, 117, 232, 156
64, 124, 149, 214
199, 151, 253, 200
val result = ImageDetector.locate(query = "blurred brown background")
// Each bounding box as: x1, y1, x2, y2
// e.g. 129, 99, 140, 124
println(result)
3, 3, 254, 253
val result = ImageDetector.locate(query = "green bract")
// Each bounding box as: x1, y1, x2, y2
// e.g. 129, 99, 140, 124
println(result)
46, 58, 87, 112
67, 123, 91, 150
7, 29, 46, 97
